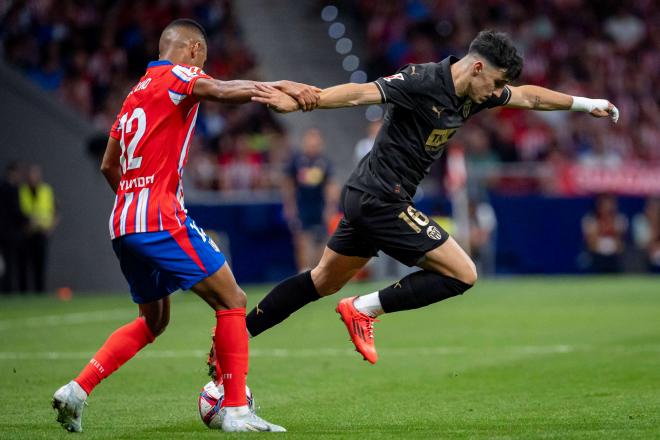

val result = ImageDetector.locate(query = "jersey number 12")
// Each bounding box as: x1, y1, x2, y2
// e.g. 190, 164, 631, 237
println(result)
119, 108, 146, 173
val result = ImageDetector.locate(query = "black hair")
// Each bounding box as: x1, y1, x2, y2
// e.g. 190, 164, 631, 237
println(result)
164, 18, 208, 44
468, 30, 523, 81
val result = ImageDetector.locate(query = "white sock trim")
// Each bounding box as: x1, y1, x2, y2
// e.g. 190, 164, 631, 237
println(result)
353, 292, 384, 317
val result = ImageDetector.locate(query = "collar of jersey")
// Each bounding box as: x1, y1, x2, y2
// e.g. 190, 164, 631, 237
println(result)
147, 60, 174, 68
441, 55, 462, 107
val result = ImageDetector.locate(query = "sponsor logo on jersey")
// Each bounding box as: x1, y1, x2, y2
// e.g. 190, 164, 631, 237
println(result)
425, 128, 456, 151
119, 174, 155, 191
383, 73, 404, 82
426, 225, 443, 240
171, 65, 205, 83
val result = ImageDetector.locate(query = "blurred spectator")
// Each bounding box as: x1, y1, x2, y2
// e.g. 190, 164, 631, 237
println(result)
581, 195, 628, 273
354, 0, 659, 194
18, 164, 57, 293
282, 129, 339, 271
632, 198, 660, 273
218, 135, 266, 191
468, 199, 497, 276
0, 163, 27, 293
354, 120, 382, 164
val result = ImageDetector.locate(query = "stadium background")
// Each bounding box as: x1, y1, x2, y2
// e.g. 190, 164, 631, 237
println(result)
0, 1, 659, 438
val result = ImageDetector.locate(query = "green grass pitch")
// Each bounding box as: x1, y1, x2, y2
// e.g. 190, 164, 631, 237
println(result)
1, 276, 659, 439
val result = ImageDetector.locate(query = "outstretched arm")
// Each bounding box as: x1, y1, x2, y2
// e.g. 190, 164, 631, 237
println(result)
506, 85, 619, 122
193, 78, 321, 111
252, 82, 383, 113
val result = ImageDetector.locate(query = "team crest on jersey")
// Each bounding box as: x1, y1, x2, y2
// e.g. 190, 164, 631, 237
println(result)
383, 73, 404, 82
426, 225, 442, 240
462, 99, 472, 118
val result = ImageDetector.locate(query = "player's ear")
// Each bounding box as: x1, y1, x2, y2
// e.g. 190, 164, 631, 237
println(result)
472, 60, 484, 76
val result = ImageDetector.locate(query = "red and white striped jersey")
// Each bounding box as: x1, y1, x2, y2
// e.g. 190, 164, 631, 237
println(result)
108, 60, 211, 239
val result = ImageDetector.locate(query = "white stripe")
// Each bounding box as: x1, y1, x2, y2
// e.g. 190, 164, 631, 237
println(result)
178, 105, 198, 172
158, 209, 163, 230
135, 188, 149, 232
108, 196, 119, 239
119, 192, 134, 236
175, 105, 198, 211
0, 308, 135, 331
2, 345, 660, 360
374, 81, 387, 102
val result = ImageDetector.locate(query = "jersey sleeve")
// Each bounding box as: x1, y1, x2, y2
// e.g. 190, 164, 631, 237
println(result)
109, 113, 121, 140
484, 85, 512, 108
374, 64, 428, 110
168, 65, 212, 101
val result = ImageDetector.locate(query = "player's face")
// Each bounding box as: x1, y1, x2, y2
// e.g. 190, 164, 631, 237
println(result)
469, 61, 508, 104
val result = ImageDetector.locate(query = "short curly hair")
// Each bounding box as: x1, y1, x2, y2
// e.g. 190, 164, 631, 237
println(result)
468, 30, 523, 81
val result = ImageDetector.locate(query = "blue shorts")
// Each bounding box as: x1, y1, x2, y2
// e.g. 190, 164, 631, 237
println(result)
112, 217, 226, 304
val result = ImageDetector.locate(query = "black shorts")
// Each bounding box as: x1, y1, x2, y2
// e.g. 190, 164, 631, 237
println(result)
327, 187, 449, 266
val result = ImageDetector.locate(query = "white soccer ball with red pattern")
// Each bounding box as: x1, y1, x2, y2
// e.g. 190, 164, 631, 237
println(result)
198, 381, 255, 428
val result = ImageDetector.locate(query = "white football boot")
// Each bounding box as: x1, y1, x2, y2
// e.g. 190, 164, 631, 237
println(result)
52, 380, 88, 432
220, 406, 286, 432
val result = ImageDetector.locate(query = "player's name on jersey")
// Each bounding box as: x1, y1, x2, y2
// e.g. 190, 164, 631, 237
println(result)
119, 174, 155, 191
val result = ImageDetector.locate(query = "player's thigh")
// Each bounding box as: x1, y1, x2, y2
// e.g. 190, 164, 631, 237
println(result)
191, 262, 246, 310
311, 246, 370, 296
418, 236, 477, 285
138, 297, 170, 336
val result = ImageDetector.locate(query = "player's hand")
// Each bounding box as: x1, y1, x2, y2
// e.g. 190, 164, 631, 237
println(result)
252, 83, 300, 113
590, 101, 619, 123
272, 80, 322, 112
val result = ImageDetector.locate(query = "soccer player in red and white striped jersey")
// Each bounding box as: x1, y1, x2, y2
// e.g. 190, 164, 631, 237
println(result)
52, 18, 320, 433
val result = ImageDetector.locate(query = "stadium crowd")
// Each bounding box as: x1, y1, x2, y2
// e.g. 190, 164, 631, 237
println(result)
355, 0, 659, 175
1, 0, 289, 193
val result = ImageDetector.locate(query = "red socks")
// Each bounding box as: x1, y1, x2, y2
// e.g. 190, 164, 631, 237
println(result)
215, 308, 248, 407
73, 309, 248, 408
75, 317, 155, 395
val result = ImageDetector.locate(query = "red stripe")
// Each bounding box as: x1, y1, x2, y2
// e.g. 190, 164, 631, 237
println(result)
169, 226, 207, 272
146, 195, 159, 232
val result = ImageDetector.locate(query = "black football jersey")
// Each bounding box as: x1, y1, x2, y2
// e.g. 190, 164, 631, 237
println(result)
345, 56, 511, 202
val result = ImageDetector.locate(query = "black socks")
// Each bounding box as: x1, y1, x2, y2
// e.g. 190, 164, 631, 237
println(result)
378, 270, 473, 313
246, 270, 320, 337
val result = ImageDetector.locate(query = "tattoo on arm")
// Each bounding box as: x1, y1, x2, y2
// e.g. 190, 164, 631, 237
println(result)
533, 95, 541, 109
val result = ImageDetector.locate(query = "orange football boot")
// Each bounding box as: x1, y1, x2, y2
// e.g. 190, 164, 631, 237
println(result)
336, 296, 379, 364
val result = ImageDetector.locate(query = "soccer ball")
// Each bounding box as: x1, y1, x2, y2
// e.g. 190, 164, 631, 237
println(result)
197, 381, 255, 429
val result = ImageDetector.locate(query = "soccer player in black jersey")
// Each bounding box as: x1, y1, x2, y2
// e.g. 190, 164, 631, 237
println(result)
240, 30, 619, 364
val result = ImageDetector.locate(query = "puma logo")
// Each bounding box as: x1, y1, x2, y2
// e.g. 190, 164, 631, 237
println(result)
431, 106, 444, 119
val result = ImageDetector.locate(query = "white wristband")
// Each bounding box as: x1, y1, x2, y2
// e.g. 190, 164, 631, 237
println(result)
571, 96, 619, 123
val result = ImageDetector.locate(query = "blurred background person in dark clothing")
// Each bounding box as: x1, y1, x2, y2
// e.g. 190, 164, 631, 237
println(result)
0, 162, 27, 293
633, 197, 660, 273
581, 194, 628, 273
282, 129, 339, 272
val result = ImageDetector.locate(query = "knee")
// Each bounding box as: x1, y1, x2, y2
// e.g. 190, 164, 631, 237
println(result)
460, 260, 478, 287
310, 266, 346, 297
222, 287, 247, 309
